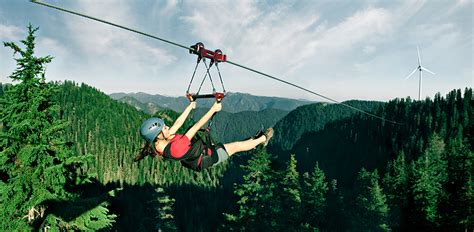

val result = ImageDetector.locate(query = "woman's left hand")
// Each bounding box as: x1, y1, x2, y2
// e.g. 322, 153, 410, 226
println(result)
189, 101, 196, 109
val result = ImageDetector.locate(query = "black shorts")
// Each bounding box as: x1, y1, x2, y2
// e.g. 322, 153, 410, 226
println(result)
181, 143, 228, 171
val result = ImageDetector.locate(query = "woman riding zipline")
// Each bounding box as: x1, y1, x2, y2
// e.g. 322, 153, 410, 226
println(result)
135, 101, 274, 171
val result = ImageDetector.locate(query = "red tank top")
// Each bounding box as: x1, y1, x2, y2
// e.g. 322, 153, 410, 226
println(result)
155, 134, 192, 158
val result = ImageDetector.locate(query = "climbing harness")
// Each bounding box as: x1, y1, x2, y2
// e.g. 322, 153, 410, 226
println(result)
30, 0, 403, 125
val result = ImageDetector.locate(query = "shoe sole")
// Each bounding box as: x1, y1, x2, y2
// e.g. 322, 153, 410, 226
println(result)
263, 128, 274, 147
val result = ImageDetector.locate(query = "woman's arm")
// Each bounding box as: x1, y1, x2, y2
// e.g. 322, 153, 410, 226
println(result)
185, 101, 221, 140
169, 102, 196, 135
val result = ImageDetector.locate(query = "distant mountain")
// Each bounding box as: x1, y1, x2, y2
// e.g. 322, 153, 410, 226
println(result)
109, 92, 312, 113
269, 100, 385, 151
193, 108, 289, 143
119, 96, 163, 114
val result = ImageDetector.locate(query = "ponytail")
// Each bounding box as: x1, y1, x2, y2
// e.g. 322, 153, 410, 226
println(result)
134, 141, 156, 162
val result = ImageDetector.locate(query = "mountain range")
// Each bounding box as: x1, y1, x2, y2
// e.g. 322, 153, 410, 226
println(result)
109, 92, 313, 114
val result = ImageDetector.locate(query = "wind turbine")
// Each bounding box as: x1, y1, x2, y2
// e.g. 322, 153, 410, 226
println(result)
405, 47, 436, 100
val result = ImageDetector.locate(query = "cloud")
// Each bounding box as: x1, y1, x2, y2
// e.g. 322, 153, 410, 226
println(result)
181, 0, 259, 47
180, 1, 321, 76
297, 7, 393, 68
65, 1, 177, 68
180, 2, 396, 79
38, 37, 68, 58
153, 0, 179, 19
363, 45, 376, 54
0, 24, 23, 41
447, 0, 470, 15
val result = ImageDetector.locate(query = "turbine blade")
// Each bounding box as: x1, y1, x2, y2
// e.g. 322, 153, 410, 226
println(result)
405, 67, 418, 79
417, 46, 422, 66
421, 66, 436, 75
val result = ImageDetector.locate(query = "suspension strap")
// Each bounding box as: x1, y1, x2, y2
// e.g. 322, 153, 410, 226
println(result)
186, 42, 227, 103
215, 63, 226, 94
186, 61, 200, 94
195, 60, 215, 95
203, 60, 216, 93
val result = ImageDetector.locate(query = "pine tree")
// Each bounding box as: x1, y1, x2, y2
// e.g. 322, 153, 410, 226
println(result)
0, 25, 115, 230
279, 154, 302, 230
224, 149, 278, 231
383, 152, 409, 230
155, 187, 177, 231
442, 141, 473, 231
411, 134, 447, 229
352, 168, 390, 232
301, 162, 328, 230
324, 179, 346, 231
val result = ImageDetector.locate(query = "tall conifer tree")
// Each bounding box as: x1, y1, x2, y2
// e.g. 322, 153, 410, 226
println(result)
301, 162, 328, 230
224, 149, 277, 231
411, 134, 447, 229
383, 152, 409, 230
352, 168, 389, 232
155, 187, 177, 231
0, 25, 115, 230
279, 154, 302, 230
442, 141, 473, 231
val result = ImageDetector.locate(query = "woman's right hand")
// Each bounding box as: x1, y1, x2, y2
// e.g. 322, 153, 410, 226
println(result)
211, 101, 222, 112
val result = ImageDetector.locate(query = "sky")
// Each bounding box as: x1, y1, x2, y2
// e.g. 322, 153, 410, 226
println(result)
0, 0, 472, 102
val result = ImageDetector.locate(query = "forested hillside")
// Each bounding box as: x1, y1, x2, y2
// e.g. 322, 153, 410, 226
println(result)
287, 89, 472, 185
56, 81, 230, 187
111, 91, 312, 113
269, 100, 384, 151
267, 88, 472, 231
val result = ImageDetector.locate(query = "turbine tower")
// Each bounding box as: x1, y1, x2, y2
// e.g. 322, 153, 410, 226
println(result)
405, 47, 436, 100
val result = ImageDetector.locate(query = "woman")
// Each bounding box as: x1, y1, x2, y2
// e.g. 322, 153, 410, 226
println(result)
135, 101, 273, 171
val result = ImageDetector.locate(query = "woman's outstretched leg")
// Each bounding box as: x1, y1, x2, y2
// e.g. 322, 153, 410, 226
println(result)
223, 128, 273, 156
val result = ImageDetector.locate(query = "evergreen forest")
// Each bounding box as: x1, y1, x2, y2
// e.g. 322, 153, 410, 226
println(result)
1, 25, 472, 231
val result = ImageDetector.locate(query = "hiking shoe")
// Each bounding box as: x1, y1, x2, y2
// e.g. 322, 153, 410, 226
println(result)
252, 129, 264, 140
262, 128, 274, 147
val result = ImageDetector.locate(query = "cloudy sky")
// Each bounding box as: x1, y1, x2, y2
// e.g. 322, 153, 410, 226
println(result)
0, 0, 472, 101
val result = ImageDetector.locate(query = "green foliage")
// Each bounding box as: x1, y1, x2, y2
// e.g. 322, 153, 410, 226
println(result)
224, 149, 279, 231
43, 200, 116, 231
271, 100, 384, 150
441, 141, 473, 231
411, 134, 447, 228
383, 152, 409, 230
224, 153, 330, 232
57, 81, 228, 187
301, 162, 328, 229
276, 154, 302, 230
195, 108, 289, 143
0, 25, 114, 231
3, 24, 470, 231
287, 89, 472, 186
352, 168, 389, 232
155, 187, 177, 231
324, 179, 347, 231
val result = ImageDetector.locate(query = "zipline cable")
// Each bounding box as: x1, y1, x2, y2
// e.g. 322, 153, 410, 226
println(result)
31, 0, 402, 125
226, 61, 402, 125
31, 0, 191, 51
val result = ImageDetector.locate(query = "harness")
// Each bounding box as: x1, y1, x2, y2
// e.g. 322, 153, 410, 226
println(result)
161, 132, 218, 171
